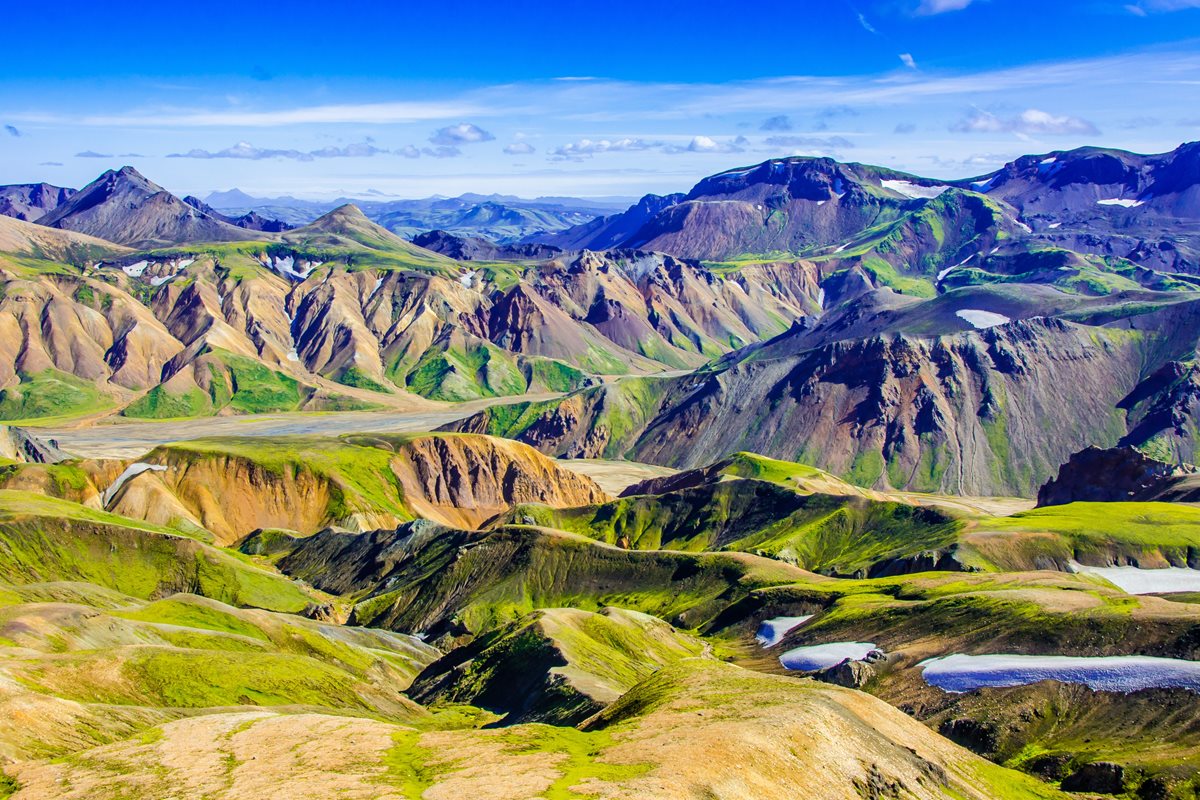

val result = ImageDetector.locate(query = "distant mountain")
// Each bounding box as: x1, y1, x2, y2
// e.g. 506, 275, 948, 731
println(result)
182, 195, 292, 232
542, 143, 1200, 277
412, 230, 561, 260
953, 143, 1200, 272
0, 182, 75, 222
528, 192, 685, 250
204, 189, 625, 243
38, 167, 262, 248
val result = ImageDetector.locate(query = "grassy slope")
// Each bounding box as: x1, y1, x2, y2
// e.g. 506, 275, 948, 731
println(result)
963, 501, 1200, 571
0, 490, 311, 612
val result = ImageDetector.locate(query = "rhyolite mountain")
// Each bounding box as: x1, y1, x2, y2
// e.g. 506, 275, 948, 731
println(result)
446, 285, 1200, 496
37, 167, 264, 248
0, 182, 75, 222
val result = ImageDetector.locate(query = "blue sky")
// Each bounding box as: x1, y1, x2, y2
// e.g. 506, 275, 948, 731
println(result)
2, 0, 1198, 199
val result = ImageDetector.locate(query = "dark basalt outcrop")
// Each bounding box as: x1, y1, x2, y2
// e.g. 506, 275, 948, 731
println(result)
1037, 445, 1200, 506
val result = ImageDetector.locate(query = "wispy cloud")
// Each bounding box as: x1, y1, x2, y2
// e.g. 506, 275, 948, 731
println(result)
1126, 0, 1200, 13
900, 53, 918, 69
4, 125, 18, 137
167, 141, 389, 161
951, 108, 1100, 136
916, 0, 976, 14
429, 123, 495, 146
857, 12, 879, 33
38, 161, 63, 166
762, 134, 855, 149
75, 150, 112, 158
37, 101, 489, 128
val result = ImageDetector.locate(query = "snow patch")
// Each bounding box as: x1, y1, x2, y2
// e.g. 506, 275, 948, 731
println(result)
956, 309, 1011, 329
756, 616, 814, 648
150, 274, 176, 287
920, 653, 1200, 694
970, 176, 997, 192
264, 255, 319, 281
880, 179, 948, 200
459, 270, 476, 288
103, 463, 168, 507
817, 288, 826, 310
121, 260, 149, 278
780, 642, 877, 671
1071, 562, 1200, 595
1047, 222, 1062, 229
1098, 198, 1144, 208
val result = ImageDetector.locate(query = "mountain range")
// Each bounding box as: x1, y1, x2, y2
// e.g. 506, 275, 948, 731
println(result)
2, 141, 1200, 798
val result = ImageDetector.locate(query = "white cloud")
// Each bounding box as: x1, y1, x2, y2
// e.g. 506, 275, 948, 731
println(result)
857, 13, 879, 33
900, 53, 918, 69
916, 0, 976, 13
429, 123, 495, 146
667, 135, 749, 154
951, 108, 1100, 136
548, 137, 658, 160
504, 141, 536, 154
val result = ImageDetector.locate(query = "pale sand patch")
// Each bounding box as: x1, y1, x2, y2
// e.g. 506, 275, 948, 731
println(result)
554, 458, 678, 495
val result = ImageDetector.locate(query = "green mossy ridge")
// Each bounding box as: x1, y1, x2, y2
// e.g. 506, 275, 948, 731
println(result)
281, 524, 805, 637
737, 569, 1190, 660
967, 501, 1200, 570
117, 597, 271, 642
154, 435, 415, 525
0, 369, 111, 422
0, 491, 310, 612
506, 479, 959, 576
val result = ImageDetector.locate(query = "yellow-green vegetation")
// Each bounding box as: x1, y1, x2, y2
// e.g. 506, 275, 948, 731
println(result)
411, 607, 703, 724
0, 490, 311, 612
154, 435, 415, 525
0, 369, 111, 422
733, 568, 1198, 659
399, 335, 590, 402
503, 478, 960, 577
964, 501, 1200, 571
274, 523, 808, 636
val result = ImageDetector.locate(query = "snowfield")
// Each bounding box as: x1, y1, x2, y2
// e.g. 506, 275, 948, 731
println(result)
780, 642, 877, 671
956, 309, 1011, 329
880, 179, 948, 200
755, 616, 814, 648
920, 653, 1200, 693
1072, 562, 1200, 595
